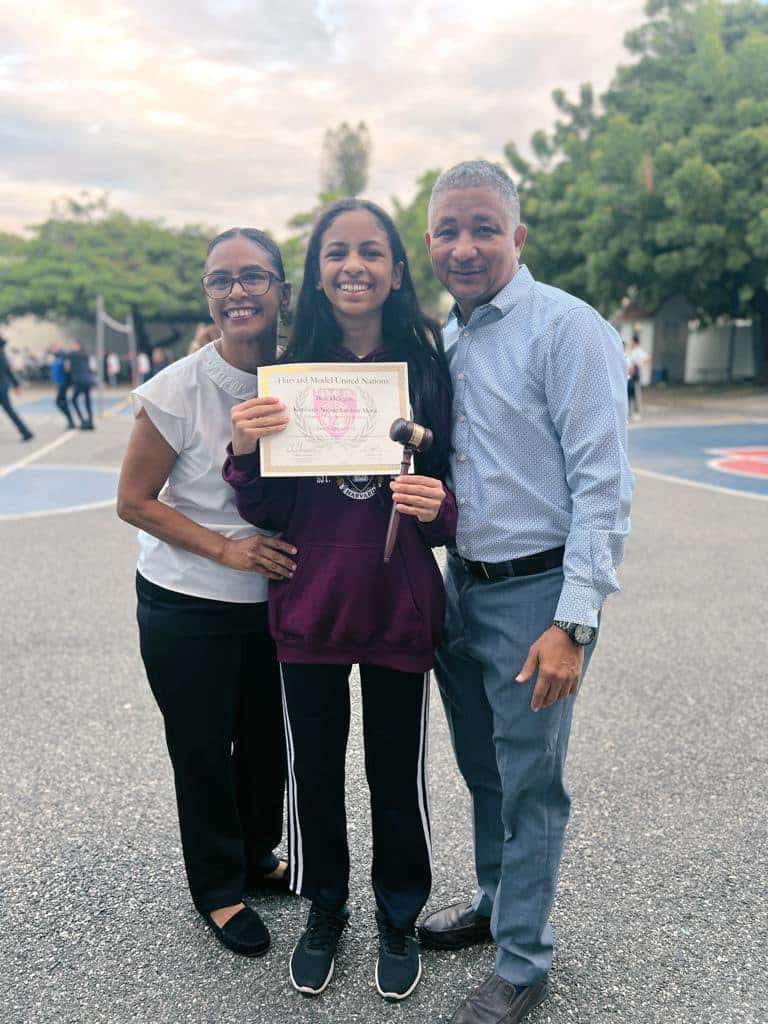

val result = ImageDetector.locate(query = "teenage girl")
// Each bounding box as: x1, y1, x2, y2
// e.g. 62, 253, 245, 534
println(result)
223, 199, 456, 1001
117, 229, 296, 957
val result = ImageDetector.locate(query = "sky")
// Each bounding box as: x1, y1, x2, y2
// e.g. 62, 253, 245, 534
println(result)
0, 0, 647, 240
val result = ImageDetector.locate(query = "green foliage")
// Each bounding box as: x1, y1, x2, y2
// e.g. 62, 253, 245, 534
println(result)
504, 0, 768, 355
0, 194, 212, 339
392, 169, 445, 315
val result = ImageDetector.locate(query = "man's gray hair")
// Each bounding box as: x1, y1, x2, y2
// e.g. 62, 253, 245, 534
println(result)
428, 160, 521, 225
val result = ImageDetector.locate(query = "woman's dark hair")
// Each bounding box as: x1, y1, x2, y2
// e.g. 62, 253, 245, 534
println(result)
283, 198, 452, 479
206, 228, 286, 281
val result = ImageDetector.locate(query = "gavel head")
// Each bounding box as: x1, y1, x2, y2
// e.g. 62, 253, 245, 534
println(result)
389, 418, 434, 453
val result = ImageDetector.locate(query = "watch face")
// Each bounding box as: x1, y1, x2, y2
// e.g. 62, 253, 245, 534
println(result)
574, 624, 594, 645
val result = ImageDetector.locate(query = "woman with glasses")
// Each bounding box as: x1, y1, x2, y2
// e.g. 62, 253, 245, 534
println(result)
117, 228, 296, 957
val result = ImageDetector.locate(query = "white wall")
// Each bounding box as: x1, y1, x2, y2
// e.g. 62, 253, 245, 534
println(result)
2, 315, 70, 355
684, 322, 755, 383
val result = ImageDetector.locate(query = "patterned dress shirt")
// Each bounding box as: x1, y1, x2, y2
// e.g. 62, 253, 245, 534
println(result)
445, 265, 633, 628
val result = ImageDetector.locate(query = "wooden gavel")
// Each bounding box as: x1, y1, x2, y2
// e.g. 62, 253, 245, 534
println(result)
383, 418, 434, 563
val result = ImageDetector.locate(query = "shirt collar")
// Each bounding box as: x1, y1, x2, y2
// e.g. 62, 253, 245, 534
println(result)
448, 265, 534, 328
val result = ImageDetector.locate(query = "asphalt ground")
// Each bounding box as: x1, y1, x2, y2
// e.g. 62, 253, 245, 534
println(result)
2, 388, 767, 1023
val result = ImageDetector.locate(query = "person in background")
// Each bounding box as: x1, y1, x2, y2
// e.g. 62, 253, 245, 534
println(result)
626, 332, 651, 420
117, 227, 295, 958
106, 351, 121, 387
50, 346, 75, 429
0, 335, 33, 442
67, 339, 96, 431
151, 347, 170, 377
136, 350, 151, 383
188, 323, 220, 356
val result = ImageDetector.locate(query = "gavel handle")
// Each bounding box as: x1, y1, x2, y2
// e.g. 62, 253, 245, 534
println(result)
383, 448, 414, 563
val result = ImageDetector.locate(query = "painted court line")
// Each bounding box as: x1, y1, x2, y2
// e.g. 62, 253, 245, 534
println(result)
633, 466, 768, 502
0, 396, 129, 484
0, 498, 117, 522
0, 431, 76, 482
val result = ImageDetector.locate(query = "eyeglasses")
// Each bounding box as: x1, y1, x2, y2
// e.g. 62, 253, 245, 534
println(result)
201, 269, 282, 299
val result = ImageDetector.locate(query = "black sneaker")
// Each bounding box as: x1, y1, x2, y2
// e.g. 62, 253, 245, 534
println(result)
290, 903, 349, 996
375, 911, 422, 1001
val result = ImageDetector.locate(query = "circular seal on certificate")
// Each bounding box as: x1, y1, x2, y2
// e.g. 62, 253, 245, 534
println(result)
294, 386, 377, 445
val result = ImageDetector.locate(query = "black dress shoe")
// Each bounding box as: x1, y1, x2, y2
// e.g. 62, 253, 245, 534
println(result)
450, 973, 549, 1024
417, 901, 492, 950
202, 905, 270, 957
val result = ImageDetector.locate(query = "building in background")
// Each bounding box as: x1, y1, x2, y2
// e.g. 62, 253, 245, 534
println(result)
613, 298, 756, 385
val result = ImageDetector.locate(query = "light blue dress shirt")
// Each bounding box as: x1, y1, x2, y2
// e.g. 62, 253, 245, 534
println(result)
445, 265, 633, 628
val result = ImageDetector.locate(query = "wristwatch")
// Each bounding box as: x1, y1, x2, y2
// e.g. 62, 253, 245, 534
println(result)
553, 620, 597, 646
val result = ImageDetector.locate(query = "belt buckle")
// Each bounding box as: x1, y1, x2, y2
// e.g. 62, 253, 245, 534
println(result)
481, 562, 491, 580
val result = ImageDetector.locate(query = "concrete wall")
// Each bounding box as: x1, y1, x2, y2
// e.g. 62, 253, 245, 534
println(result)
684, 321, 756, 383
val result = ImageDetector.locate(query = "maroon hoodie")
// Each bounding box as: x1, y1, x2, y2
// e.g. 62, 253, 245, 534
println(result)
222, 351, 456, 673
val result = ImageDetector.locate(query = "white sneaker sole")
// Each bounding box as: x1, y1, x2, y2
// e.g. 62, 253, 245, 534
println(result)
289, 952, 335, 997
375, 954, 422, 1001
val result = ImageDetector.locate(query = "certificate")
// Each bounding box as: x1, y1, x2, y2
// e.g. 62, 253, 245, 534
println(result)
257, 362, 410, 477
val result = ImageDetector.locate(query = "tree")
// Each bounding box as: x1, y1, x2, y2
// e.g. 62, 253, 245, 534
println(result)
281, 122, 373, 301
392, 169, 445, 315
0, 195, 212, 351
504, 0, 768, 380
320, 122, 371, 198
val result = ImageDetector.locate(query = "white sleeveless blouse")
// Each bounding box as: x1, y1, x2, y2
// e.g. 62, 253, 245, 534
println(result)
130, 342, 270, 603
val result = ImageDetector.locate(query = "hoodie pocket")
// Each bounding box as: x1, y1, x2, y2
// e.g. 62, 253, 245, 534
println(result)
275, 542, 423, 648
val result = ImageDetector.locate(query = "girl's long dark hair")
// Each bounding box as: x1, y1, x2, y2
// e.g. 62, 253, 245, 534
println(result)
282, 199, 452, 479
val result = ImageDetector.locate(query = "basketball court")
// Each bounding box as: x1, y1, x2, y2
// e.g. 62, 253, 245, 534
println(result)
2, 388, 766, 1023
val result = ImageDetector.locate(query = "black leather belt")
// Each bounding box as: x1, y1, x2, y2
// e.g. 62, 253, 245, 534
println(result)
460, 545, 565, 581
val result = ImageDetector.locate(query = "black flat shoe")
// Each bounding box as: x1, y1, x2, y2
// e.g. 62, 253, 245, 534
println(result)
246, 861, 291, 895
202, 905, 270, 957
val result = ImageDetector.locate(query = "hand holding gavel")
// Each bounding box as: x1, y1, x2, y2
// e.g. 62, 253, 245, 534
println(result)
384, 418, 444, 562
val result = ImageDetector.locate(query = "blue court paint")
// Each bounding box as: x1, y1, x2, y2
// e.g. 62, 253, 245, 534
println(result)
630, 422, 768, 496
0, 465, 119, 518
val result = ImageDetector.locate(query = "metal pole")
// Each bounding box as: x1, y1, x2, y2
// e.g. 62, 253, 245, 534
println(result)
95, 295, 106, 417
127, 313, 139, 388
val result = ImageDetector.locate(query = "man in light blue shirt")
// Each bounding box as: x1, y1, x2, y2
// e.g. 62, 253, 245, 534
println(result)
418, 161, 632, 1024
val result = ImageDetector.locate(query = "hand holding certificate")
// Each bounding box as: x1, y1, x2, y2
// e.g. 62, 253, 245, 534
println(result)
243, 362, 410, 477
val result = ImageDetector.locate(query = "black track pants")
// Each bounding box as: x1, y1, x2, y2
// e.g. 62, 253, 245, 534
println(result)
280, 662, 432, 931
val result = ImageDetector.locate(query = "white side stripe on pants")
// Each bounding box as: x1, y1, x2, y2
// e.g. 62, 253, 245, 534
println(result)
280, 667, 304, 895
417, 672, 433, 867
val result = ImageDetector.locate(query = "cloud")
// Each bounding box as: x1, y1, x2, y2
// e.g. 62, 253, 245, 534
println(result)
0, 0, 646, 237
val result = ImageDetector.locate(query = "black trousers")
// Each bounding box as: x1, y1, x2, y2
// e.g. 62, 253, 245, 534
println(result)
136, 573, 285, 912
71, 384, 93, 425
0, 386, 32, 438
55, 384, 74, 426
280, 662, 432, 931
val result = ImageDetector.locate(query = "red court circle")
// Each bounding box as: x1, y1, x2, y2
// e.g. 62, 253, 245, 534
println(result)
709, 447, 768, 479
